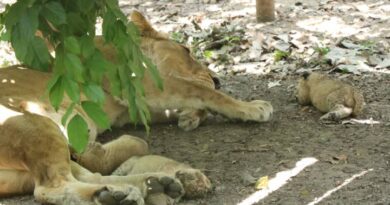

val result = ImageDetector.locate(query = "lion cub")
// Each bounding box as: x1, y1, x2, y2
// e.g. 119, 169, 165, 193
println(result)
296, 72, 364, 121
113, 155, 212, 199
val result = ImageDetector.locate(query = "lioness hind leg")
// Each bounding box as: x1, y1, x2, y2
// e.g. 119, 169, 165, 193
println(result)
0, 113, 144, 205
147, 76, 273, 123
0, 170, 34, 196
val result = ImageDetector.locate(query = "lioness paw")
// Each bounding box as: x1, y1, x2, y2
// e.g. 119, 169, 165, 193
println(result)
146, 176, 184, 199
239, 100, 273, 122
178, 113, 201, 131
94, 186, 144, 205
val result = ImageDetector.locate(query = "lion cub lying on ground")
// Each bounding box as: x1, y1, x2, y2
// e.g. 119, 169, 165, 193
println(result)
113, 155, 212, 199
74, 136, 211, 205
296, 72, 364, 121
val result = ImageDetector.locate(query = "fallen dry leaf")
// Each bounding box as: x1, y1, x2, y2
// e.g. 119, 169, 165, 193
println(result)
267, 80, 281, 89
255, 176, 269, 190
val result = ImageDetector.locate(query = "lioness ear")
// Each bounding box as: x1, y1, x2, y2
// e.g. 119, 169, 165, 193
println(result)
131, 10, 166, 39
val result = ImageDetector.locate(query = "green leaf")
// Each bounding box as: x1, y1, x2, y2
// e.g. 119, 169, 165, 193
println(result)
16, 5, 40, 39
105, 0, 127, 22
129, 46, 144, 78
85, 51, 107, 83
64, 36, 81, 54
102, 11, 116, 42
64, 53, 85, 82
24, 36, 51, 71
126, 85, 138, 123
0, 24, 11, 41
61, 102, 76, 126
127, 22, 141, 43
41, 1, 66, 27
49, 75, 65, 110
53, 46, 66, 74
11, 27, 28, 61
144, 57, 163, 90
80, 36, 95, 58
136, 95, 151, 131
82, 84, 105, 104
67, 114, 89, 153
3, 1, 27, 28
66, 12, 88, 35
45, 74, 60, 96
64, 76, 80, 102
131, 77, 145, 96
10, 6, 40, 61
106, 62, 121, 97
81, 101, 110, 129
77, 0, 95, 13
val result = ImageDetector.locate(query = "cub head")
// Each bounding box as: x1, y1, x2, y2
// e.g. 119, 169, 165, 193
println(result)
296, 72, 312, 105
296, 72, 329, 105
130, 10, 220, 89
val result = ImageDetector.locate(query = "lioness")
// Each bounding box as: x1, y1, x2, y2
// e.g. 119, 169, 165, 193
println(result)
296, 72, 364, 121
0, 11, 272, 205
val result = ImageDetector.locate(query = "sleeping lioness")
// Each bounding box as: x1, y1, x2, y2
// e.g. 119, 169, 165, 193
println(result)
296, 72, 364, 121
0, 11, 272, 205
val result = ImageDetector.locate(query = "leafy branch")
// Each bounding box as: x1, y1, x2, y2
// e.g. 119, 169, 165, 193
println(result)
0, 0, 162, 153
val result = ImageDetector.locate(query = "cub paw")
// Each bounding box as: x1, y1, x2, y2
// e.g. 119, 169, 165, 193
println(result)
146, 176, 184, 199
175, 169, 212, 198
239, 100, 273, 122
94, 185, 144, 205
320, 112, 339, 122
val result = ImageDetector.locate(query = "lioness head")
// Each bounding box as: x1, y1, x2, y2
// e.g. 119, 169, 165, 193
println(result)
131, 11, 220, 89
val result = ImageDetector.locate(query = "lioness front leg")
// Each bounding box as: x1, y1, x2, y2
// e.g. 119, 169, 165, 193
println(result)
147, 76, 273, 122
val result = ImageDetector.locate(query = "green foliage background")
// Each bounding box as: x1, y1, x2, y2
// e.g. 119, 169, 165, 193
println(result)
0, 0, 162, 153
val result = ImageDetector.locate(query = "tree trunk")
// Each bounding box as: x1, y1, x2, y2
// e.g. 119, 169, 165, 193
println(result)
256, 0, 275, 22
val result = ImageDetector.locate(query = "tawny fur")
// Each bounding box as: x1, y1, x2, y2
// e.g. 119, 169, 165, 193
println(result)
296, 72, 364, 121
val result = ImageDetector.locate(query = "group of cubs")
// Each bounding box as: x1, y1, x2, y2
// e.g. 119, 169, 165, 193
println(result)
0, 11, 364, 205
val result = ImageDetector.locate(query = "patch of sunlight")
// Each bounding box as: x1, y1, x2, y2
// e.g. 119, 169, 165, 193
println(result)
307, 168, 374, 205
221, 7, 256, 18
1, 78, 16, 84
238, 157, 318, 205
20, 101, 46, 115
0, 104, 23, 125
296, 16, 365, 38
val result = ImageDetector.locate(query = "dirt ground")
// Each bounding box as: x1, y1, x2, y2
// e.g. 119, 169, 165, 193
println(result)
1, 0, 389, 205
